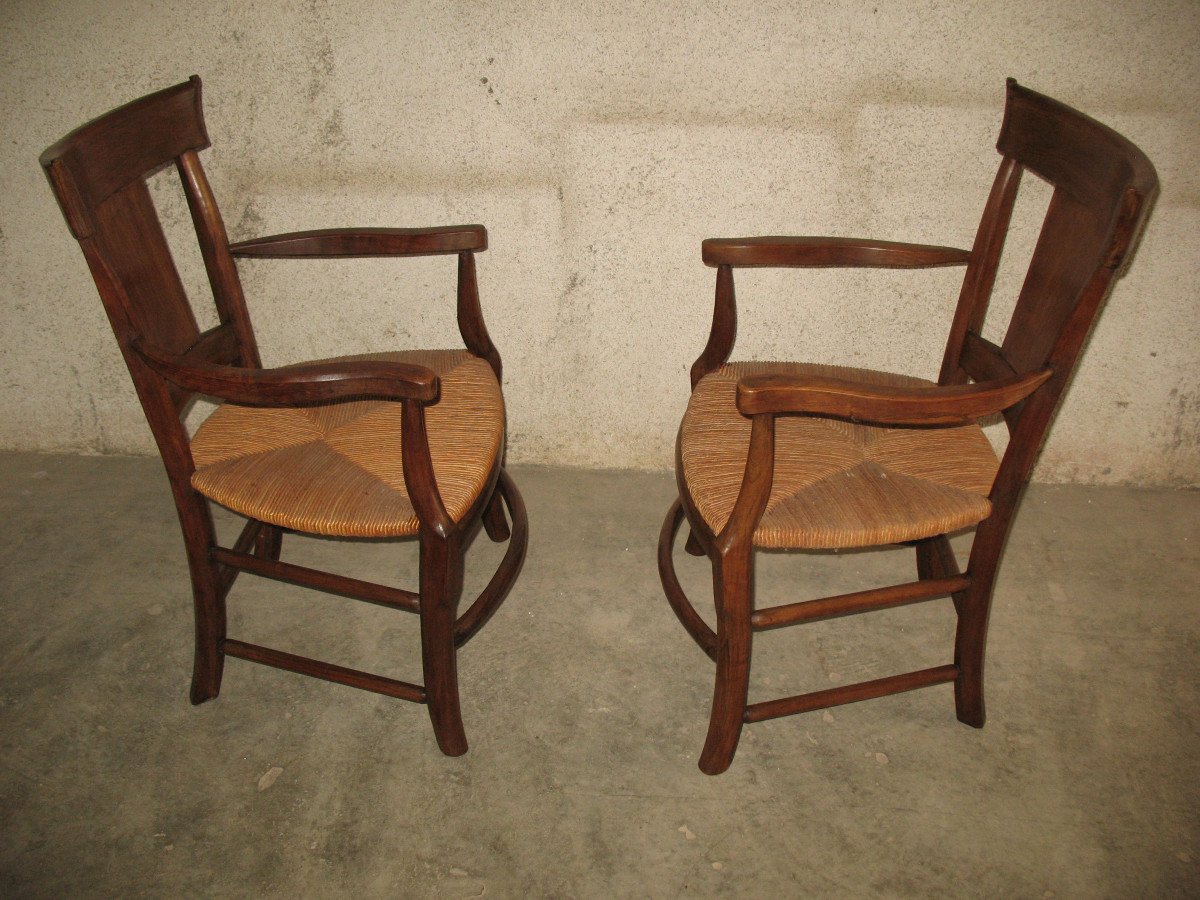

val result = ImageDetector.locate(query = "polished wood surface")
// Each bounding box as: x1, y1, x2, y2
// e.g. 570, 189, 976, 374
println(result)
734, 367, 1051, 424
749, 576, 970, 631
39, 77, 209, 232
660, 80, 1158, 774
744, 666, 961, 724
702, 236, 972, 269
41, 77, 528, 756
134, 336, 441, 403
229, 225, 487, 257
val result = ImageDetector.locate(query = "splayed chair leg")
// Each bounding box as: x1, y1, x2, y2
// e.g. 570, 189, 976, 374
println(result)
420, 531, 469, 756
186, 547, 226, 705
953, 581, 990, 728
698, 546, 754, 775
174, 492, 226, 705
189, 580, 225, 704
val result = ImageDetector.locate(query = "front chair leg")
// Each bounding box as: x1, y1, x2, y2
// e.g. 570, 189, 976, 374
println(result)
699, 546, 754, 775
176, 494, 226, 705
188, 563, 226, 705
953, 580, 992, 728
419, 530, 469, 756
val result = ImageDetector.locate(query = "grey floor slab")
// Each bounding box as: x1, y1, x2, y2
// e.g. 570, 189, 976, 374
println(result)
1, 451, 1197, 897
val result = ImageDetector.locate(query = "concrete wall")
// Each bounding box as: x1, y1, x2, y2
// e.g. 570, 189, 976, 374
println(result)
2, 0, 1196, 484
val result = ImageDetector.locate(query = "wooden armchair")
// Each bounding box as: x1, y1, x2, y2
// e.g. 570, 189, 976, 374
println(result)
659, 81, 1157, 774
40, 77, 528, 756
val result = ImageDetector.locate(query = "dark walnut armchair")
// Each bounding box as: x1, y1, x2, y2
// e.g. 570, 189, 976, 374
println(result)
41, 76, 528, 756
659, 80, 1157, 774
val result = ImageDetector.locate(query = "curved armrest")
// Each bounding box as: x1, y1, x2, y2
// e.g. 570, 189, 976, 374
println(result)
736, 368, 1053, 426
229, 225, 487, 258
132, 338, 439, 405
702, 236, 971, 269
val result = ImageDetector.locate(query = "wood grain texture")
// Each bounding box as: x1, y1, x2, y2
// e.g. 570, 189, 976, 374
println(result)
40, 77, 527, 756
735, 367, 1052, 424
660, 80, 1159, 773
39, 76, 208, 237
177, 150, 261, 368
223, 640, 426, 703
682, 362, 1001, 550
744, 666, 960, 723
701, 236, 971, 269
212, 548, 422, 612
229, 225, 487, 258
690, 264, 736, 387
134, 338, 440, 404
750, 576, 969, 630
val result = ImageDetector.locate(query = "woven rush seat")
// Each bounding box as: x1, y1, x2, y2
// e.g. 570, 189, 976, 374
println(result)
191, 349, 503, 537
658, 81, 1157, 774
680, 361, 1000, 549
41, 75, 534, 755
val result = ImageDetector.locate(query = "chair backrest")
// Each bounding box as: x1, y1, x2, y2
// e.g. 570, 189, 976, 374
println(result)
41, 76, 261, 471
939, 80, 1157, 509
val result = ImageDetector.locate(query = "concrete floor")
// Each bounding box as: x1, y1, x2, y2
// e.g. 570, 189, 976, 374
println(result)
1, 451, 1197, 897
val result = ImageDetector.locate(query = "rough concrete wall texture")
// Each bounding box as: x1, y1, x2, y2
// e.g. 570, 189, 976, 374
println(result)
1, 0, 1196, 485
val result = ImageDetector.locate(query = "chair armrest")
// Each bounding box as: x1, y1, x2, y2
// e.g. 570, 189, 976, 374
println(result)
736, 368, 1052, 426
132, 338, 439, 405
229, 225, 487, 258
702, 236, 971, 269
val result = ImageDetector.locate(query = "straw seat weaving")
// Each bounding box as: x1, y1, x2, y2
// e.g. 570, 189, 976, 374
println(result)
43, 76, 531, 756
658, 80, 1157, 774
680, 362, 1000, 549
191, 350, 503, 538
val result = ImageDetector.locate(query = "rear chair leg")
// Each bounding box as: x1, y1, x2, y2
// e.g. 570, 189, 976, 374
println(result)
254, 523, 283, 561
420, 531, 469, 756
699, 546, 754, 775
481, 486, 510, 542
